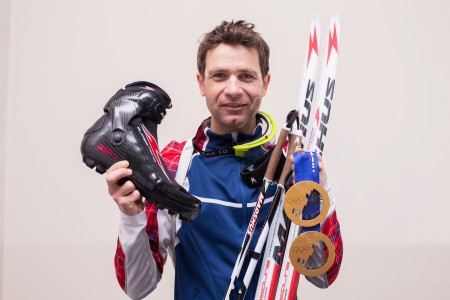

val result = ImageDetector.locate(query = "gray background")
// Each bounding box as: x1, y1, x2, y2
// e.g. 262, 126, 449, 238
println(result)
1, 0, 449, 299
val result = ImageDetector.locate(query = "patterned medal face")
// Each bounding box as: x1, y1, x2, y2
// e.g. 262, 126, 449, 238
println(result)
289, 231, 335, 276
283, 181, 330, 227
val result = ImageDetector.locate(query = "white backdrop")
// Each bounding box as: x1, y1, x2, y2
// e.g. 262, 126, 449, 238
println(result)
2, 0, 450, 299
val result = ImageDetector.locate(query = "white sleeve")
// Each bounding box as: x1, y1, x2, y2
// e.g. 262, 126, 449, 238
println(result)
118, 209, 175, 300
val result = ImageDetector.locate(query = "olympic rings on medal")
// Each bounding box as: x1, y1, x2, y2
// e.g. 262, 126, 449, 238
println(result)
289, 232, 335, 276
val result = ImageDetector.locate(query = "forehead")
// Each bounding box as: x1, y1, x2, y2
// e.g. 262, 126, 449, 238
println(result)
204, 43, 261, 72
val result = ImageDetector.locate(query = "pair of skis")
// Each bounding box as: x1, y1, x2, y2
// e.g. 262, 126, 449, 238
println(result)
257, 12, 341, 300
224, 11, 341, 300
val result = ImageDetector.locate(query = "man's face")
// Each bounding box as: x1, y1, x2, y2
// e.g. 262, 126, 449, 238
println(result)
197, 43, 270, 134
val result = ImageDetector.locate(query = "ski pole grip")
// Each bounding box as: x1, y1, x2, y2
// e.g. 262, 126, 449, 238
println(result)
278, 133, 301, 186
265, 127, 289, 182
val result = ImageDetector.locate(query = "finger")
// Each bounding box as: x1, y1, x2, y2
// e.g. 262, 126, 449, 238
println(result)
115, 190, 142, 212
317, 154, 325, 169
294, 145, 305, 153
106, 167, 132, 185
106, 168, 133, 195
119, 180, 137, 197
316, 154, 328, 186
107, 160, 129, 175
117, 189, 141, 204
290, 146, 305, 163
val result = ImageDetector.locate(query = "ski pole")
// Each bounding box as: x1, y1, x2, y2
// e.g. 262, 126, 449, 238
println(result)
223, 117, 291, 300
237, 121, 300, 299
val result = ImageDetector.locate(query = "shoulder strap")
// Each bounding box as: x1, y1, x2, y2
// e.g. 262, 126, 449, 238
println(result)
173, 138, 195, 241
174, 137, 194, 189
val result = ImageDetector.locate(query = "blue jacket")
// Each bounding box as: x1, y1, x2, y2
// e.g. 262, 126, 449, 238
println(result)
174, 119, 276, 299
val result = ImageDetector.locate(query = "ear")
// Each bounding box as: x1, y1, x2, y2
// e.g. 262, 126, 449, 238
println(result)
262, 72, 271, 97
196, 72, 205, 96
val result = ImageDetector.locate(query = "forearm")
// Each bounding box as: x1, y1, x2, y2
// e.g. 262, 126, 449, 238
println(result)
115, 208, 163, 300
305, 181, 343, 288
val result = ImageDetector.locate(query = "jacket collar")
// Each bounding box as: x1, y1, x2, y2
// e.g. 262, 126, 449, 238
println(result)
192, 116, 275, 163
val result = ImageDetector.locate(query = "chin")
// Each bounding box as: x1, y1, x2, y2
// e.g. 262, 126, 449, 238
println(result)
213, 115, 252, 133
229, 120, 251, 133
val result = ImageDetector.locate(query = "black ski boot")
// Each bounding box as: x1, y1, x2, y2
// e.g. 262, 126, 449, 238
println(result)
80, 81, 201, 221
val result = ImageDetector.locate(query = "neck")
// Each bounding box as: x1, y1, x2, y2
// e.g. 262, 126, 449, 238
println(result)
210, 119, 256, 135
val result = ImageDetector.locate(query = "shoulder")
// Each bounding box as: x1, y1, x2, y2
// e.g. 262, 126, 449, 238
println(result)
161, 140, 186, 156
161, 140, 187, 176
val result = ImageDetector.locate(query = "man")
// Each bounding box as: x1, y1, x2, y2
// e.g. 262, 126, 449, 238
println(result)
106, 20, 342, 299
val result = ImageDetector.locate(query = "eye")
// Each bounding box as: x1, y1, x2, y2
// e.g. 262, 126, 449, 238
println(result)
212, 73, 225, 79
240, 73, 255, 80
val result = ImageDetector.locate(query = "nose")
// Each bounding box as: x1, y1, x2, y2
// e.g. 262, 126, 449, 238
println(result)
224, 76, 242, 98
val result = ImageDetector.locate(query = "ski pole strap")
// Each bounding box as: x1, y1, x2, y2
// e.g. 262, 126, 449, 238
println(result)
240, 146, 286, 188
293, 151, 321, 232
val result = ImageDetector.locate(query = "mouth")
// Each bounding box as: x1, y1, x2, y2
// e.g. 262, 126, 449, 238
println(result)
223, 103, 246, 108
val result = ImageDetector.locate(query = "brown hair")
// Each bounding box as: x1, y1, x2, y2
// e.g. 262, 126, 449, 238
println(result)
197, 20, 270, 78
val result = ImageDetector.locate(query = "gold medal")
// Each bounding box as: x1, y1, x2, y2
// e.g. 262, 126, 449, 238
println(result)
289, 231, 336, 276
283, 181, 330, 227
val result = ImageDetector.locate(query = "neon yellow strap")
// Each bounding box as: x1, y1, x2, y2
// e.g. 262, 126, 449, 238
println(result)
233, 111, 276, 157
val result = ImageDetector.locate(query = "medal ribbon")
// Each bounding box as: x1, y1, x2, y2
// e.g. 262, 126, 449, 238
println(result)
293, 151, 321, 232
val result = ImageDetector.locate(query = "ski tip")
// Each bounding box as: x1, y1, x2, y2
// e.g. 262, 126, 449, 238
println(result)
327, 10, 342, 55
310, 15, 321, 32
311, 14, 320, 23
331, 11, 342, 27
331, 11, 341, 20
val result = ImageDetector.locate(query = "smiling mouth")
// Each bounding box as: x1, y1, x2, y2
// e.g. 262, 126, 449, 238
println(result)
223, 103, 245, 107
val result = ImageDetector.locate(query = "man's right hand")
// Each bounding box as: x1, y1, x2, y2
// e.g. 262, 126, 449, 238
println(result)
106, 160, 143, 216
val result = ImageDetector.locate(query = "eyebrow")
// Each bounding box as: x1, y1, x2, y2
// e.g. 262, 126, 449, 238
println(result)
207, 68, 226, 76
207, 68, 259, 77
238, 68, 258, 77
